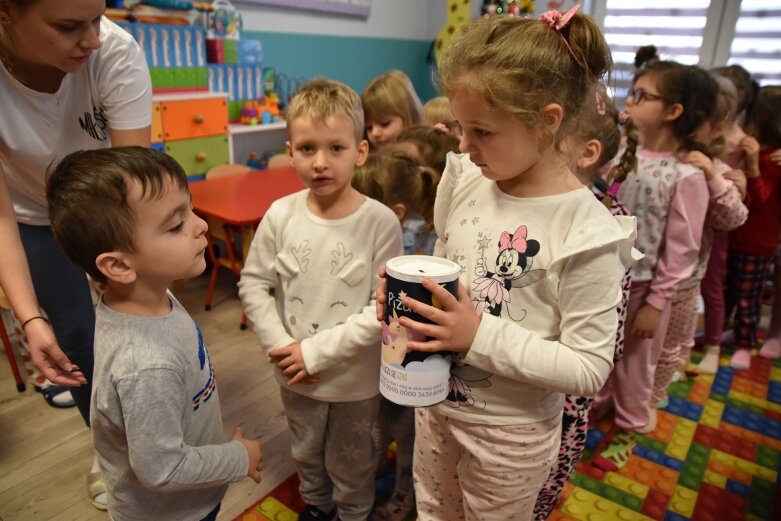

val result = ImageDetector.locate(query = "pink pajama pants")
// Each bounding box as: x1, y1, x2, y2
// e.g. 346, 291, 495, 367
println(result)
413, 407, 561, 521
594, 281, 673, 431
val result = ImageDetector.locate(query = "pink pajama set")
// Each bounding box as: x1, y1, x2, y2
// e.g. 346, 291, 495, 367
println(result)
653, 165, 748, 404
594, 150, 709, 431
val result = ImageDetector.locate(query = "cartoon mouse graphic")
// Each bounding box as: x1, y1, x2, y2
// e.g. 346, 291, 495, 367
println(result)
472, 225, 545, 321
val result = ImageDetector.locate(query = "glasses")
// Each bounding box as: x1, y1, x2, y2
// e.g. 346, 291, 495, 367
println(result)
626, 88, 666, 104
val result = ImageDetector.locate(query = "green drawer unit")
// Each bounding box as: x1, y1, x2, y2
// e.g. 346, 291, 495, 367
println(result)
165, 135, 229, 177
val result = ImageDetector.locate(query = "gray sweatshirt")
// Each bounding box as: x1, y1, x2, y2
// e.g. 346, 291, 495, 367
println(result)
91, 292, 248, 521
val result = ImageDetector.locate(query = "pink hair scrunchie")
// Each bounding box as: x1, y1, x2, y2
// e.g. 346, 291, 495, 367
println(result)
539, 3, 584, 68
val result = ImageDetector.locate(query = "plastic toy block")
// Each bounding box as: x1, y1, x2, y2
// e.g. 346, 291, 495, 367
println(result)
545, 511, 579, 521
692, 482, 746, 521
668, 485, 698, 518
662, 512, 689, 521
732, 376, 769, 398
665, 396, 703, 422
569, 471, 643, 509
648, 410, 677, 443
667, 379, 693, 399
618, 457, 679, 495
755, 444, 778, 470
709, 392, 728, 404
634, 445, 684, 471
575, 460, 606, 480
770, 367, 781, 383
708, 458, 753, 484
699, 399, 725, 428
560, 487, 654, 521
604, 471, 649, 499
687, 379, 710, 405
640, 487, 670, 519
702, 469, 727, 488
635, 433, 667, 453
585, 428, 605, 451
741, 356, 772, 383
722, 405, 781, 438
694, 423, 756, 461
747, 476, 775, 519
726, 478, 751, 497
665, 418, 697, 461
255, 496, 296, 521
269, 474, 305, 512
729, 390, 772, 414
765, 409, 781, 421
767, 380, 781, 403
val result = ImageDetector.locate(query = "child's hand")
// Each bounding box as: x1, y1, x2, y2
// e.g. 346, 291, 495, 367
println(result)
723, 169, 747, 200
376, 266, 387, 321
771, 149, 781, 166
683, 150, 715, 180
233, 426, 262, 483
739, 136, 761, 178
631, 304, 662, 339
399, 278, 480, 353
270, 343, 316, 385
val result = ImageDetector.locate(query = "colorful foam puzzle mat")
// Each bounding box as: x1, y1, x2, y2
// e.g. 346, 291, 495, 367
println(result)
235, 353, 781, 521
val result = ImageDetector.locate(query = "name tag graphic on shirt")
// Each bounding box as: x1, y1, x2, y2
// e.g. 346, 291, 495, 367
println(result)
192, 321, 216, 410
79, 105, 108, 141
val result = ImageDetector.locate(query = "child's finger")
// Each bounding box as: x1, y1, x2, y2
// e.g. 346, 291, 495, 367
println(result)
422, 277, 459, 309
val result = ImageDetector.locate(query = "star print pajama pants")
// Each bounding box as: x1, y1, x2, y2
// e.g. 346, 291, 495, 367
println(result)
280, 388, 379, 521
413, 407, 561, 521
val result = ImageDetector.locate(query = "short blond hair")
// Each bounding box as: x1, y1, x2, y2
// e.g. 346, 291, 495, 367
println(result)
361, 70, 424, 129
423, 96, 454, 127
286, 78, 365, 141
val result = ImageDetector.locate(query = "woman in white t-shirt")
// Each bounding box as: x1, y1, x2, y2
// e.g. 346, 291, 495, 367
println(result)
0, 0, 151, 509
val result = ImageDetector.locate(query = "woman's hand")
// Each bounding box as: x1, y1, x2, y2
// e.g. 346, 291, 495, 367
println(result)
27, 319, 87, 386
398, 278, 480, 354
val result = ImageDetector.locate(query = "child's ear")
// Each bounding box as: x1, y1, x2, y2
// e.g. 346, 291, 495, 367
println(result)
355, 139, 370, 167
95, 252, 137, 285
390, 203, 407, 221
663, 103, 684, 122
541, 103, 564, 134
577, 138, 603, 171
285, 141, 294, 165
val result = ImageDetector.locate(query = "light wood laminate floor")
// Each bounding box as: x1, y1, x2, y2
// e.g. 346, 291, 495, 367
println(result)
0, 272, 293, 521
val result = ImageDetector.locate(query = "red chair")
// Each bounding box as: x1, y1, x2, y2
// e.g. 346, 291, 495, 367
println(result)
0, 288, 26, 392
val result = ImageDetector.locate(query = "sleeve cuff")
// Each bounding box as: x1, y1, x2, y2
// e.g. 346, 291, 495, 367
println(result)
645, 292, 668, 311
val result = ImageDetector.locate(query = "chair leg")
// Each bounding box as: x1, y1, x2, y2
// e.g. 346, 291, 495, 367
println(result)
0, 316, 26, 392
205, 232, 220, 311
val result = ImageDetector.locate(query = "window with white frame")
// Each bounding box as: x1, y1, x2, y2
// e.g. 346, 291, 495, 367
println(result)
598, 0, 711, 103
728, 0, 781, 85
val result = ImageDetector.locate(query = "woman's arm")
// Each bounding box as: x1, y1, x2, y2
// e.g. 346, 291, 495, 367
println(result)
0, 167, 86, 385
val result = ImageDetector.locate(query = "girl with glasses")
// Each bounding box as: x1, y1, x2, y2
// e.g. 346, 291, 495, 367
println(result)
592, 61, 717, 470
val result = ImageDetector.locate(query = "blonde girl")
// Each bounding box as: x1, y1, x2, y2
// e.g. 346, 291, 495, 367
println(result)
361, 70, 424, 149
534, 87, 636, 520
352, 147, 438, 521
376, 7, 636, 520
592, 61, 717, 470
422, 96, 462, 138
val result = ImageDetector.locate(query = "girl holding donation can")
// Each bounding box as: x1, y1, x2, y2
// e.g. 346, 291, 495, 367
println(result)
377, 7, 636, 520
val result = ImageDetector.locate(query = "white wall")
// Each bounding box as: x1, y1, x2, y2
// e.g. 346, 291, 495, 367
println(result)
237, 0, 443, 40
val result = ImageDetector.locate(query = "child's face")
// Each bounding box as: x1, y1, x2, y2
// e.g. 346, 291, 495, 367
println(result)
126, 177, 208, 286
366, 115, 404, 148
287, 115, 369, 204
625, 74, 672, 133
450, 89, 542, 190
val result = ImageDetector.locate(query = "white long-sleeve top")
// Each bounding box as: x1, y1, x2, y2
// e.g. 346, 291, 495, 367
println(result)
432, 154, 638, 425
238, 190, 403, 402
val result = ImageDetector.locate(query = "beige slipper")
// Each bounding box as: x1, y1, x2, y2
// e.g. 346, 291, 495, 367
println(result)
87, 471, 108, 510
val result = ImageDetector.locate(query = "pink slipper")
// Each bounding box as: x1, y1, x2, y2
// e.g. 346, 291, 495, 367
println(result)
759, 338, 781, 359
730, 349, 751, 370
